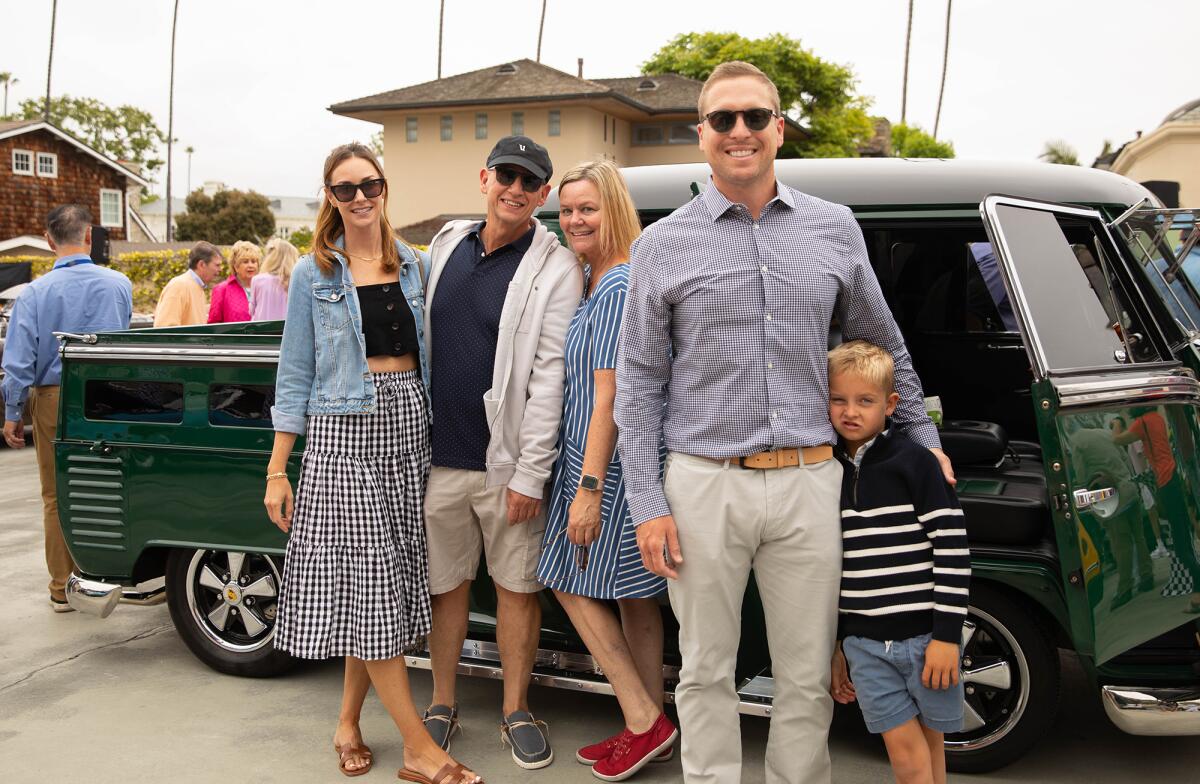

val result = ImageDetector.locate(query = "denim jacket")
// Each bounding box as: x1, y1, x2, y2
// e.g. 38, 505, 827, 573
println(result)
271, 238, 430, 435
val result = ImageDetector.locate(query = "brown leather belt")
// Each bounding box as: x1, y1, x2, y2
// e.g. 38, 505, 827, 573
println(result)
698, 445, 834, 470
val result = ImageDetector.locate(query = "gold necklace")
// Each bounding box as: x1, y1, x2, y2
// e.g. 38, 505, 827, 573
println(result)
345, 250, 383, 262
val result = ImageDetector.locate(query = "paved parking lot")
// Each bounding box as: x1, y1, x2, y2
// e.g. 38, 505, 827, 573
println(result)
2, 444, 1198, 783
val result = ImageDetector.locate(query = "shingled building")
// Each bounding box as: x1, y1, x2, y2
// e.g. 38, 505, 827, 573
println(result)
329, 59, 806, 230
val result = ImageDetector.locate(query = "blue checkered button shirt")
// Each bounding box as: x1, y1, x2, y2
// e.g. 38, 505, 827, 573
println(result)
615, 178, 940, 525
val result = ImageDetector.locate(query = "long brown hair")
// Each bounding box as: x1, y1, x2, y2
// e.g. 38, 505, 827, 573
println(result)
312, 142, 400, 275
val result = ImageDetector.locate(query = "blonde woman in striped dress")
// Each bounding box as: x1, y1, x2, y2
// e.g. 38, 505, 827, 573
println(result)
536, 161, 677, 781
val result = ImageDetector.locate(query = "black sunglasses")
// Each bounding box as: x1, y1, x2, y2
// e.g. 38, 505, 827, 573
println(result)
493, 166, 546, 193
702, 108, 779, 133
326, 178, 386, 203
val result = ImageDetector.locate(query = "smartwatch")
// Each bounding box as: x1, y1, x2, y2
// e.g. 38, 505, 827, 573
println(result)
579, 473, 601, 491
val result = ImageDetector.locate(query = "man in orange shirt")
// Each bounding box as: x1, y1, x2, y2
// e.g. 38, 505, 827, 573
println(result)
154, 242, 223, 327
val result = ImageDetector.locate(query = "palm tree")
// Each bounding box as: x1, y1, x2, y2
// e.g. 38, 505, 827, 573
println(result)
536, 0, 548, 62
185, 145, 194, 194
437, 0, 445, 78
933, 0, 952, 139
166, 0, 180, 241
901, 0, 914, 124
1039, 140, 1081, 166
44, 0, 58, 120
0, 72, 17, 117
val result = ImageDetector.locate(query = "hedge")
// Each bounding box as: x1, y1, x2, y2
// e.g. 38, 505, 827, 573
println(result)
2, 243, 428, 314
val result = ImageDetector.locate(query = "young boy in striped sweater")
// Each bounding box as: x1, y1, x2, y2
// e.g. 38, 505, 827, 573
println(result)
826, 341, 970, 784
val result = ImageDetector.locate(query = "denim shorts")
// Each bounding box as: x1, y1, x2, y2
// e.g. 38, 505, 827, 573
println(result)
842, 633, 964, 734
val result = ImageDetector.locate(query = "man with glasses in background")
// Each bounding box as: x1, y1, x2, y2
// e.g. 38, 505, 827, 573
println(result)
615, 61, 955, 783
419, 135, 582, 770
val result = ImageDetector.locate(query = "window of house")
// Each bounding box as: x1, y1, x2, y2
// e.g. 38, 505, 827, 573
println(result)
632, 124, 664, 145
612, 117, 617, 145
406, 116, 418, 143
668, 123, 698, 144
36, 152, 58, 177
99, 189, 123, 227
440, 115, 453, 141
209, 383, 275, 428
85, 380, 184, 423
548, 110, 561, 137
12, 149, 33, 175
475, 113, 488, 140
511, 111, 524, 135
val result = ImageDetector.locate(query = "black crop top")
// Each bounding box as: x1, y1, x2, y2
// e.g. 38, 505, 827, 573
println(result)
358, 283, 419, 357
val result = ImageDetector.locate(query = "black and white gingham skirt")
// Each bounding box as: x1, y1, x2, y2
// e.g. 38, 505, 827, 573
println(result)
273, 370, 432, 661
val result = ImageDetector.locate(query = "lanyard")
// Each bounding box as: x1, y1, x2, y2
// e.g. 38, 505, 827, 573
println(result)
53, 258, 94, 270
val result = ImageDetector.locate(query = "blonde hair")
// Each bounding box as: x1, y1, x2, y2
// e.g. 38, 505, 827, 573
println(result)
313, 142, 403, 276
698, 61, 782, 116
228, 240, 262, 276
556, 160, 641, 265
260, 237, 299, 291
828, 340, 895, 394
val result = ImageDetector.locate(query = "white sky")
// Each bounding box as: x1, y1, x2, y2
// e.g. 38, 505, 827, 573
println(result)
5, 0, 1197, 200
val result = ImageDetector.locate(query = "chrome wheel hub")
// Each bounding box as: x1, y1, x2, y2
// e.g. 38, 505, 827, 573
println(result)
186, 550, 281, 653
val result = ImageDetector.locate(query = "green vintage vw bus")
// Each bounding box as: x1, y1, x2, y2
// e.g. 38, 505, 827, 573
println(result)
55, 159, 1200, 773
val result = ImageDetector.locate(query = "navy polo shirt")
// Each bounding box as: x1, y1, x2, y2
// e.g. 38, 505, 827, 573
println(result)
430, 222, 535, 470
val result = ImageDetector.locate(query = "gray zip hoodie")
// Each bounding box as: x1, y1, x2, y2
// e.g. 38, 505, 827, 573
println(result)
425, 218, 583, 498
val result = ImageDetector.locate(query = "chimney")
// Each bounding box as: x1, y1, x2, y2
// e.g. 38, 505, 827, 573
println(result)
578, 58, 583, 78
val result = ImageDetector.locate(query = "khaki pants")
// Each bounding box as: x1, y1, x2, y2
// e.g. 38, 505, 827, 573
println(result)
29, 386, 76, 601
664, 452, 844, 784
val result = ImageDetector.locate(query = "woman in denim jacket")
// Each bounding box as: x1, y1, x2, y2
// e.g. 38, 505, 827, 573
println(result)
264, 142, 482, 784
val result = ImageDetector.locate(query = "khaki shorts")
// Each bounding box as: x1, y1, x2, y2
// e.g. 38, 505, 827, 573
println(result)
425, 466, 546, 595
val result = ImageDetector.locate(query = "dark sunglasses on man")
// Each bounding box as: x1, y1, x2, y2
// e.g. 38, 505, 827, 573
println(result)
326, 178, 386, 203
702, 108, 780, 134
492, 165, 546, 193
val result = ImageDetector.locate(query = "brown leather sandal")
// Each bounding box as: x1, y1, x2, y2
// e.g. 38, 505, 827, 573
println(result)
334, 742, 373, 777
397, 761, 483, 784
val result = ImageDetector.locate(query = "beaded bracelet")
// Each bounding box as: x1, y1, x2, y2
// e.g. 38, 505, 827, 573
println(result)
265, 472, 288, 482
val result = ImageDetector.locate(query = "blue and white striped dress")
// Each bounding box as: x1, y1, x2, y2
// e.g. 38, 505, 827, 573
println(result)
537, 264, 665, 599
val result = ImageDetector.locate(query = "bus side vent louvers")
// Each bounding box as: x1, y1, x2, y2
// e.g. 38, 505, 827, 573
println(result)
65, 454, 126, 551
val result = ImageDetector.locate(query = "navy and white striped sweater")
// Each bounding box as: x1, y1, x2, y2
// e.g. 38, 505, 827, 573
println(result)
836, 424, 971, 643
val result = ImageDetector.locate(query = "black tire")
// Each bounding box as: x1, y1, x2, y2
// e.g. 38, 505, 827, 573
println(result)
166, 548, 295, 678
945, 583, 1061, 774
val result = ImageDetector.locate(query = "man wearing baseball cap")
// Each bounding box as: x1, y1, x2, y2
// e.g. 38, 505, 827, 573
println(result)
420, 135, 582, 770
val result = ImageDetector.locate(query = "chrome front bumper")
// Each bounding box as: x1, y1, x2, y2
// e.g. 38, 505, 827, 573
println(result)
1101, 686, 1200, 736
65, 573, 166, 617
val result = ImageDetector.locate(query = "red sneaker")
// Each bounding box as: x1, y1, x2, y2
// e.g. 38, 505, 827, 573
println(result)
576, 732, 624, 765
591, 713, 678, 781
577, 732, 674, 766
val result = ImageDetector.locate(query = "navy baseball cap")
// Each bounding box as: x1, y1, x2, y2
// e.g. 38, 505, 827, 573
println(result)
486, 135, 552, 181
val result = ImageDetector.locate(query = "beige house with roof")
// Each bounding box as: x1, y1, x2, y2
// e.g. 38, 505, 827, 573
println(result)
330, 59, 805, 229
1107, 98, 1200, 207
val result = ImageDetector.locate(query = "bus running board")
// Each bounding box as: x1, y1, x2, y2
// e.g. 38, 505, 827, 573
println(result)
404, 638, 774, 717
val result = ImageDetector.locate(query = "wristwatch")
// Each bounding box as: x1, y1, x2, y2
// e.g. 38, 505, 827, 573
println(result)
579, 473, 601, 491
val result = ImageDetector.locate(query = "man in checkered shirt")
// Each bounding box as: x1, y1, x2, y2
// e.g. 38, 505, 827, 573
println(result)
614, 61, 955, 784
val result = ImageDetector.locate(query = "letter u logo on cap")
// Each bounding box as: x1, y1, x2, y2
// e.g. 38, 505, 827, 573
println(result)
519, 144, 526, 151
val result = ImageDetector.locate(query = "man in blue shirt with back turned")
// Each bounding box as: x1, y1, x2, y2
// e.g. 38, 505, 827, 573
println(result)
2, 204, 132, 612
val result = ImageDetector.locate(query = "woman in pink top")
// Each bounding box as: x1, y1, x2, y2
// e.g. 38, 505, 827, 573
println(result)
208, 241, 261, 323
251, 237, 299, 321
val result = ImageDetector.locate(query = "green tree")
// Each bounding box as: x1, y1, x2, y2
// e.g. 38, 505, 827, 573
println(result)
15, 95, 166, 177
369, 130, 384, 158
641, 32, 874, 158
1038, 140, 1080, 166
289, 226, 314, 251
175, 188, 275, 244
892, 123, 955, 158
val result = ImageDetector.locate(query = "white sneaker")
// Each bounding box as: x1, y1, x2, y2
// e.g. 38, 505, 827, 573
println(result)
1150, 543, 1169, 559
